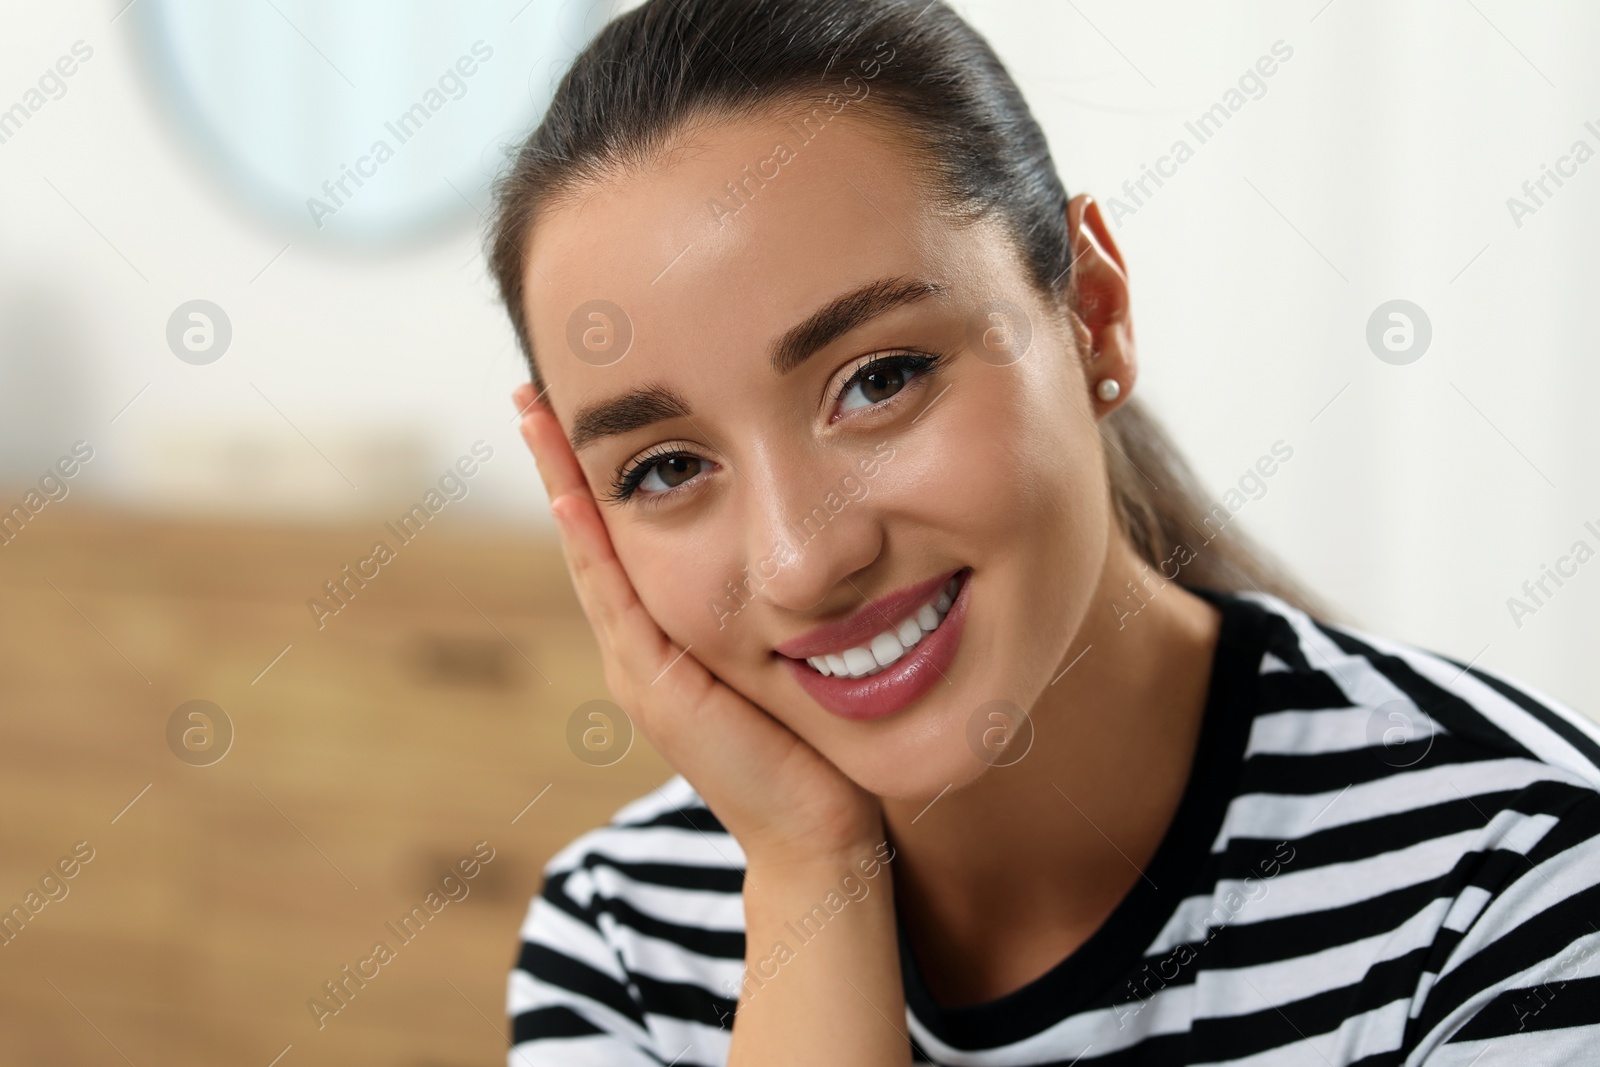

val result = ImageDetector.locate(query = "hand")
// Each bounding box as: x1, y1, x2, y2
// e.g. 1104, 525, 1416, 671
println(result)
512, 384, 884, 870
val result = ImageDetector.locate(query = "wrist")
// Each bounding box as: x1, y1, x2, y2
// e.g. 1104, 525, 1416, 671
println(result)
744, 838, 898, 901
741, 811, 892, 878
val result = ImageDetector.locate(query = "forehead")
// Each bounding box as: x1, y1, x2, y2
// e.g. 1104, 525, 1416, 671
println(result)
520, 109, 1000, 414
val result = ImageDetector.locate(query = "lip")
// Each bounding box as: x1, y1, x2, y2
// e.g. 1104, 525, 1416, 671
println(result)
779, 569, 971, 722
773, 568, 962, 660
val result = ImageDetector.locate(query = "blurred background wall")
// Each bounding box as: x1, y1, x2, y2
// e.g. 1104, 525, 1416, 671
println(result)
1, 0, 1596, 1063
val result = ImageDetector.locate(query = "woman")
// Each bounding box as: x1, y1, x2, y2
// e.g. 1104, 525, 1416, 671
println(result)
490, 1, 1600, 1063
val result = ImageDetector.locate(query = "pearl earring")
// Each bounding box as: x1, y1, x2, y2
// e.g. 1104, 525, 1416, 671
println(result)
1096, 378, 1121, 402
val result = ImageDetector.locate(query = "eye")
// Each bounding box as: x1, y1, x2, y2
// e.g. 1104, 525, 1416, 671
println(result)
610, 447, 710, 503
638, 453, 703, 493
836, 352, 942, 416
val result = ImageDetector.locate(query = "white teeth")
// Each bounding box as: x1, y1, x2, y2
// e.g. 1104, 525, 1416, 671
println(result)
803, 573, 963, 679
842, 647, 878, 676
870, 632, 904, 667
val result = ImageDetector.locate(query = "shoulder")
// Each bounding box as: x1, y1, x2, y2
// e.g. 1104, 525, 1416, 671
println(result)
508, 776, 747, 1063
1217, 588, 1600, 857
523, 772, 746, 945
1225, 588, 1600, 794
1198, 586, 1600, 864
531, 777, 742, 902
1217, 590, 1600, 1058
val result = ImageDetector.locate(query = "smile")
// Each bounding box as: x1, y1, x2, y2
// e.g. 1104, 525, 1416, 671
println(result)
803, 575, 959, 678
776, 569, 972, 722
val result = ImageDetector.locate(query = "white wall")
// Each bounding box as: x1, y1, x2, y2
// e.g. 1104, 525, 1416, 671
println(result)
968, 0, 1600, 717
2, 0, 1596, 714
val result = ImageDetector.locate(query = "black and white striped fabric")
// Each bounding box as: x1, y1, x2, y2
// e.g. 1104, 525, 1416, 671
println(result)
506, 587, 1600, 1065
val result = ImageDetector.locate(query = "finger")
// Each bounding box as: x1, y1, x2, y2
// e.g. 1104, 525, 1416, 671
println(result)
551, 493, 734, 715
551, 493, 675, 668
519, 399, 594, 505
551, 493, 800, 785
510, 382, 538, 417
521, 406, 641, 656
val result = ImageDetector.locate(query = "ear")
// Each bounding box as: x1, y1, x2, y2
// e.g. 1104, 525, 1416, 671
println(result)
1064, 194, 1137, 417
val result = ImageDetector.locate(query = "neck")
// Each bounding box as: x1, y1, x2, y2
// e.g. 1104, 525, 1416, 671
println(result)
878, 525, 1224, 1006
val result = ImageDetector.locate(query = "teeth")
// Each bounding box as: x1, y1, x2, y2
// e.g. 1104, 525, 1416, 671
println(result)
870, 632, 904, 667
842, 647, 877, 675
804, 574, 963, 679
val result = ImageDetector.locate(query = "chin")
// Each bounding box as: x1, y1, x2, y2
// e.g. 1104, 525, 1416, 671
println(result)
837, 728, 993, 802
789, 665, 1006, 801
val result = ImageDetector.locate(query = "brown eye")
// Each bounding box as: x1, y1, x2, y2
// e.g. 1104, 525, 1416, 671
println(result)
637, 453, 703, 494
839, 356, 927, 413
862, 367, 905, 402
660, 455, 700, 486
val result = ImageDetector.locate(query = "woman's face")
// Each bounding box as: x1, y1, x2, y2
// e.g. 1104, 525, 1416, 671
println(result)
522, 108, 1115, 800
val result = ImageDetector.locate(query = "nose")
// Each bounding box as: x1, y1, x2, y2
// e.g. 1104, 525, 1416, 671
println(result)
738, 452, 883, 616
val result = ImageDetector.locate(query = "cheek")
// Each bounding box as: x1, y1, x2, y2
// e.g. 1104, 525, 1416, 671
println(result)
987, 363, 1110, 614
877, 362, 1108, 686
893, 362, 1104, 557
615, 521, 753, 663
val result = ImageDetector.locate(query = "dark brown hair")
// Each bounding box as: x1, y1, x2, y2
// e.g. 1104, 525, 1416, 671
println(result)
487, 0, 1331, 618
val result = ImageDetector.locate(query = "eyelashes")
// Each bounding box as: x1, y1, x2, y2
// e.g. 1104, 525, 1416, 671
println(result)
834, 350, 944, 417
606, 442, 705, 504
607, 350, 946, 505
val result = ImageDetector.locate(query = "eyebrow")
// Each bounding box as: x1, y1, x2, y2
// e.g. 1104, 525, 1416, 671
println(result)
566, 276, 945, 451
770, 276, 946, 375
569, 384, 692, 452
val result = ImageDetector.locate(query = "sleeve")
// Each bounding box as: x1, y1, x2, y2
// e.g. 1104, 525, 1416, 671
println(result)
1410, 790, 1600, 1065
507, 862, 664, 1067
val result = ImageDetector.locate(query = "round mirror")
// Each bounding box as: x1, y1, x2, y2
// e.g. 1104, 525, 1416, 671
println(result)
129, 0, 615, 244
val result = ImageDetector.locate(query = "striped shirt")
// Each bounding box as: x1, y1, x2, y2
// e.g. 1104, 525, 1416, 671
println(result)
506, 586, 1600, 1065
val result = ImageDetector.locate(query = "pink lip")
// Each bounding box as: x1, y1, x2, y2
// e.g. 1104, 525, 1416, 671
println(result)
779, 569, 971, 722
773, 569, 962, 660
